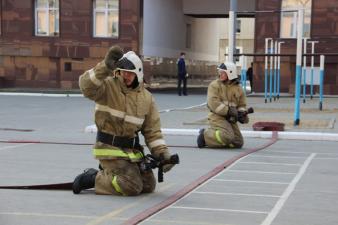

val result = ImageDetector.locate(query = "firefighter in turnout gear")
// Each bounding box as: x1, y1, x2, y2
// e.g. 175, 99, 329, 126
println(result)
197, 62, 249, 149
73, 46, 175, 196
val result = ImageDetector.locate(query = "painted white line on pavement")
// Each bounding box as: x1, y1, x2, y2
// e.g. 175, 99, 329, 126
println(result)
170, 206, 269, 215
227, 170, 296, 175
0, 212, 97, 219
270, 150, 338, 156
249, 155, 307, 159
314, 157, 338, 160
86, 184, 174, 225
212, 179, 289, 185
142, 156, 249, 223
194, 191, 281, 198
0, 92, 83, 97
84, 126, 338, 142
260, 153, 316, 225
0, 143, 34, 150
239, 161, 302, 166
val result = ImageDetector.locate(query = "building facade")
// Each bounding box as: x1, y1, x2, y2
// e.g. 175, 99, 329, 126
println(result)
0, 0, 140, 88
254, 0, 338, 94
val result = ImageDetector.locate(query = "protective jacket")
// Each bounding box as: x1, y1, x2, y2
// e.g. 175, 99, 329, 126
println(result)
203, 78, 248, 148
79, 61, 169, 162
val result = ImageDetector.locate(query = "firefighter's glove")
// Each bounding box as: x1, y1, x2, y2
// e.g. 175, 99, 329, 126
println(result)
162, 152, 175, 173
238, 110, 249, 124
104, 46, 124, 70
227, 106, 238, 124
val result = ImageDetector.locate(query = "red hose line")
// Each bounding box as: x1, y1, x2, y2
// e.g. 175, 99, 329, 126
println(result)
122, 131, 279, 225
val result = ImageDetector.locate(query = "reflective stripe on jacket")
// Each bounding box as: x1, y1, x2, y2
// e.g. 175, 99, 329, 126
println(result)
93, 148, 144, 162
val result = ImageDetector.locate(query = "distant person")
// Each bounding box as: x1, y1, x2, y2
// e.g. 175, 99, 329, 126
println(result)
246, 62, 253, 93
197, 61, 249, 149
177, 52, 188, 96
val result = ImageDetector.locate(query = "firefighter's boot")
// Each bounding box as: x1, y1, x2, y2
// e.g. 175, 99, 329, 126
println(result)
72, 168, 98, 194
197, 129, 206, 148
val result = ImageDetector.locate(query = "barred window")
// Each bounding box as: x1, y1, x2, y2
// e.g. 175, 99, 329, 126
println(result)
93, 0, 119, 38
35, 0, 59, 36
280, 0, 312, 38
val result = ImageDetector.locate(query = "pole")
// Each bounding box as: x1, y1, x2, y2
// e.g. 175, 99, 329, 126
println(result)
269, 39, 274, 102
264, 38, 271, 103
273, 40, 278, 101
243, 56, 247, 94
240, 55, 244, 89
302, 38, 308, 103
228, 0, 237, 63
308, 41, 318, 99
294, 9, 304, 126
319, 55, 325, 110
277, 41, 284, 99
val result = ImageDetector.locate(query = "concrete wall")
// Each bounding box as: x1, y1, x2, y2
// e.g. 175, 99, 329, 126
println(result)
189, 18, 221, 61
143, 0, 186, 58
143, 0, 222, 61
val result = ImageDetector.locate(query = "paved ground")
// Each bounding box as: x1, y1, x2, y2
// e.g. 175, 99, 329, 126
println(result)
0, 92, 338, 225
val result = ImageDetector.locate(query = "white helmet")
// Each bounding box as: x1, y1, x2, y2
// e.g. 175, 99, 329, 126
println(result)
117, 51, 144, 83
217, 62, 237, 80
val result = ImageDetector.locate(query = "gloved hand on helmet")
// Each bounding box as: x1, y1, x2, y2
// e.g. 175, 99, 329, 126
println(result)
104, 45, 124, 70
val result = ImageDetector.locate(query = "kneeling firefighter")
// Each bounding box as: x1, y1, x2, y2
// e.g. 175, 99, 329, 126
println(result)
197, 61, 250, 149
73, 46, 176, 196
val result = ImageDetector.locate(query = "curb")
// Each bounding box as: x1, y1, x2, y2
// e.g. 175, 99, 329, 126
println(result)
84, 126, 338, 142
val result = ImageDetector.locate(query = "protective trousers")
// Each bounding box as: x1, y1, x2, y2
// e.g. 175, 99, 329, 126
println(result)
204, 117, 243, 148
95, 159, 156, 196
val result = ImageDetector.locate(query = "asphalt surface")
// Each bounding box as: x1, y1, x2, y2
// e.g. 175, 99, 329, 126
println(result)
0, 92, 338, 225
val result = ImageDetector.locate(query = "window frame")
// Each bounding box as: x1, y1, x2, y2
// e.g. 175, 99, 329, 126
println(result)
34, 0, 60, 37
236, 19, 241, 33
93, 0, 120, 38
280, 0, 312, 39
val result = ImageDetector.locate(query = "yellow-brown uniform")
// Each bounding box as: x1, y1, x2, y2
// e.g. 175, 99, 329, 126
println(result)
79, 61, 170, 196
203, 78, 248, 148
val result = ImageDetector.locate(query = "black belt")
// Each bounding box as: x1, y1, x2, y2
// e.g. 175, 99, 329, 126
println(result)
97, 131, 140, 149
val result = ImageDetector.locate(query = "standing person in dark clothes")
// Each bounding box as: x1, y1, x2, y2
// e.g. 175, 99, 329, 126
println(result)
177, 52, 188, 96
246, 62, 254, 93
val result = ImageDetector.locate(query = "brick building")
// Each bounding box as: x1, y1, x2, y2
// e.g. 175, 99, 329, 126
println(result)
0, 0, 141, 88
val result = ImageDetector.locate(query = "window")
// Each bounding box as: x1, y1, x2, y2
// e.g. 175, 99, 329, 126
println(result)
93, 0, 119, 38
280, 0, 312, 38
35, 0, 59, 36
236, 19, 241, 33
64, 62, 72, 72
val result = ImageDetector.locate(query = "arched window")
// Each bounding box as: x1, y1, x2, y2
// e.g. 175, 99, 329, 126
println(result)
35, 0, 59, 36
280, 0, 312, 38
93, 0, 119, 38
